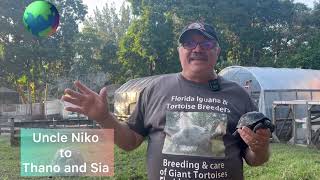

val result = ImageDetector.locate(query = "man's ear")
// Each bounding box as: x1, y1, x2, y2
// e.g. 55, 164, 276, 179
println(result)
215, 47, 221, 57
177, 46, 183, 54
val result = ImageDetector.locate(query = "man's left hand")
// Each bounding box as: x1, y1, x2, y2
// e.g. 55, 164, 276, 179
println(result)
238, 126, 271, 153
238, 126, 271, 166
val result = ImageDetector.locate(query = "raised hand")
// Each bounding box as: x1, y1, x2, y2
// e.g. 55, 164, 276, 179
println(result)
62, 81, 144, 151
238, 126, 270, 153
238, 126, 271, 166
61, 81, 110, 123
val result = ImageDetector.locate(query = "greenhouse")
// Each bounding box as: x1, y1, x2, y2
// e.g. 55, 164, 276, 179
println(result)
219, 66, 320, 118
114, 74, 164, 119
114, 66, 320, 120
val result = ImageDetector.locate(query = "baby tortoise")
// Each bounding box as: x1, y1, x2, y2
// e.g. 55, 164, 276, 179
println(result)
232, 111, 275, 136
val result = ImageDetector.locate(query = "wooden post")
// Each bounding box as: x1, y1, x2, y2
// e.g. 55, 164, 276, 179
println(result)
93, 121, 97, 129
292, 104, 297, 145
272, 104, 276, 125
306, 103, 312, 147
10, 117, 14, 146
53, 118, 56, 128
44, 83, 48, 119
271, 103, 280, 142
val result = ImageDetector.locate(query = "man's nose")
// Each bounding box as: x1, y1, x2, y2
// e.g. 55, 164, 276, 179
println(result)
192, 43, 204, 52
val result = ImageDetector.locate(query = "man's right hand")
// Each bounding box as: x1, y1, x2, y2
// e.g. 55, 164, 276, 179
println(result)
61, 81, 111, 124
61, 81, 144, 151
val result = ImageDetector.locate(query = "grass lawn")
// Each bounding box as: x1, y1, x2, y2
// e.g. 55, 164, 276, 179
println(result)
1, 135, 319, 180
244, 143, 320, 180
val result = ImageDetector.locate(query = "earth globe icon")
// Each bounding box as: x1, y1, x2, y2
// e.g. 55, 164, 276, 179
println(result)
23, 1, 60, 37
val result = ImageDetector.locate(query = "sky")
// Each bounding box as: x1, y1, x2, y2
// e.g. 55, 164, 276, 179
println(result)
82, 0, 125, 16
82, 0, 316, 16
294, 0, 315, 8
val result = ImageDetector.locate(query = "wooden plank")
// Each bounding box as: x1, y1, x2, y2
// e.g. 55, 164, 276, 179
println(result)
310, 114, 320, 120
311, 121, 320, 125
13, 119, 95, 128
0, 124, 12, 128
274, 100, 320, 105
265, 89, 320, 93
295, 144, 307, 147
47, 126, 96, 129
14, 122, 51, 128
274, 118, 293, 121
54, 120, 94, 126
0, 129, 11, 134
0, 129, 18, 134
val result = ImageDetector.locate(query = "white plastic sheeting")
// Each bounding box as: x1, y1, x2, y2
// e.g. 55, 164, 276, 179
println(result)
219, 66, 320, 118
114, 74, 163, 116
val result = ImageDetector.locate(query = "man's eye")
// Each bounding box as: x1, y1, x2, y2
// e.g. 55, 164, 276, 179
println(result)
201, 41, 214, 48
184, 42, 194, 46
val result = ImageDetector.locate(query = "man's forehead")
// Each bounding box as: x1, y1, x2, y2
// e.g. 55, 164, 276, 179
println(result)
182, 30, 209, 40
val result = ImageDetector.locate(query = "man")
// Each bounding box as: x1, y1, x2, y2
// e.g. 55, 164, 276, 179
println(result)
62, 22, 271, 180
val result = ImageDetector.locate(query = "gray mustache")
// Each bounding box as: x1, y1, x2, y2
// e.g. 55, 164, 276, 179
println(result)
190, 53, 208, 61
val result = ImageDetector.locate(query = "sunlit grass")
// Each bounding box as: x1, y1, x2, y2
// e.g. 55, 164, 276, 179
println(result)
1, 135, 319, 180
244, 143, 320, 180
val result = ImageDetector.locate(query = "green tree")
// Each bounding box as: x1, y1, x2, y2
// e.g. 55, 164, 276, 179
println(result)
126, 0, 315, 71
76, 2, 132, 84
118, 3, 179, 82
276, 2, 320, 69
0, 0, 87, 108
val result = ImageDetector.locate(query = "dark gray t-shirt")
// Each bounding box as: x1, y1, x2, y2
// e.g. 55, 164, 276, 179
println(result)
127, 73, 257, 180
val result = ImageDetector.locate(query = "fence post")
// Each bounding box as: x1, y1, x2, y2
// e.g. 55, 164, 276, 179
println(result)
93, 121, 97, 129
292, 104, 297, 145
306, 103, 312, 147
53, 118, 56, 128
10, 117, 14, 146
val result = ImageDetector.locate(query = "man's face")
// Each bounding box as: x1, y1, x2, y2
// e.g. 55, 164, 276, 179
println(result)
178, 31, 220, 74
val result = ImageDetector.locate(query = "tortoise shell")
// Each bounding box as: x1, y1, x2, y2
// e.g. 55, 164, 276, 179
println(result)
236, 111, 267, 129
233, 111, 274, 136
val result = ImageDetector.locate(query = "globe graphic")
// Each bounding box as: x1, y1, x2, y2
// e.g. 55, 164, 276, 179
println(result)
23, 1, 60, 37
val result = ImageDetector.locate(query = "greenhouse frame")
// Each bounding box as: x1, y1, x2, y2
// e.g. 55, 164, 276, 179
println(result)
113, 66, 320, 146
114, 66, 320, 120
219, 66, 320, 119
114, 74, 164, 119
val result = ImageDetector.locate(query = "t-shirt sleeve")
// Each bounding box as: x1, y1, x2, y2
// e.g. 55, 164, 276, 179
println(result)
126, 88, 149, 137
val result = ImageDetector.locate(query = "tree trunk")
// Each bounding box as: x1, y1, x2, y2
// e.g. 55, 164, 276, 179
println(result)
16, 85, 28, 104
28, 83, 32, 119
